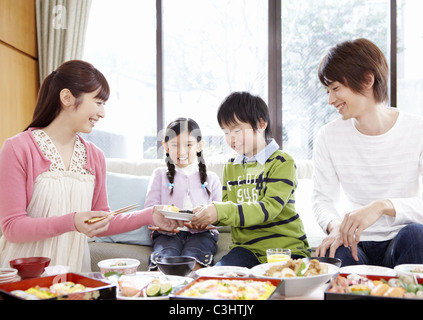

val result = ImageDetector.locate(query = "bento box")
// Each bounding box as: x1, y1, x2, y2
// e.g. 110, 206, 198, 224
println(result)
324, 273, 423, 300
0, 273, 115, 300
170, 276, 283, 300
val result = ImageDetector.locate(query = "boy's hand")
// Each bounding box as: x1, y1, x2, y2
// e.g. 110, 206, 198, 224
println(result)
188, 204, 218, 229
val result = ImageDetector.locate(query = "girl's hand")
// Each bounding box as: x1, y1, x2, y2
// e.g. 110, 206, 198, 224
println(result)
189, 204, 218, 229
74, 211, 113, 238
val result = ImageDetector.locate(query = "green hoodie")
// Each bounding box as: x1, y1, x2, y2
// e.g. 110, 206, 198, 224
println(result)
214, 149, 310, 263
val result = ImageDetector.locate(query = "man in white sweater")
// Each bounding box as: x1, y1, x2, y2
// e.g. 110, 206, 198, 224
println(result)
312, 38, 423, 267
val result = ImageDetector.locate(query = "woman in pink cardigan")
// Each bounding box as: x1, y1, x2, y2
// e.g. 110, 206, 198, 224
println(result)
0, 60, 178, 272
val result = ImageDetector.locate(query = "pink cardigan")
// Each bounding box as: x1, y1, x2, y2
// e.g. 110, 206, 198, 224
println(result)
0, 129, 153, 243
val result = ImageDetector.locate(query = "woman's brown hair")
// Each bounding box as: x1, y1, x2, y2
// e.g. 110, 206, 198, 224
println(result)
318, 38, 389, 103
26, 60, 110, 130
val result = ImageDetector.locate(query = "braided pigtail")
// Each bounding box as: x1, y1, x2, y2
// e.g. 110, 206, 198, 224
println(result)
166, 153, 176, 195
197, 151, 211, 196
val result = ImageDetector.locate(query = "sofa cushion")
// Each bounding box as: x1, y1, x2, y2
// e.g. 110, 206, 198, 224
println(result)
94, 172, 153, 246
295, 179, 326, 249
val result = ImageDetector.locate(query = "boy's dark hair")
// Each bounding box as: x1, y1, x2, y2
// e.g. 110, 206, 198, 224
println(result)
318, 38, 389, 104
217, 92, 272, 140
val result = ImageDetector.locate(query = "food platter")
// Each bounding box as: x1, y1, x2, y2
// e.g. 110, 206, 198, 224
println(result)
159, 209, 194, 221
0, 273, 115, 300
115, 272, 192, 300
170, 276, 283, 300
325, 273, 423, 300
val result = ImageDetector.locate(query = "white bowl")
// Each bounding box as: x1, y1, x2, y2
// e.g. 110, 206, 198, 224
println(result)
98, 258, 140, 276
250, 261, 339, 297
394, 264, 423, 279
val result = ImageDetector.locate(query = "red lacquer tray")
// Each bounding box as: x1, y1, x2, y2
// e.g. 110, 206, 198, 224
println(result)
0, 273, 115, 300
170, 276, 283, 300
324, 273, 423, 300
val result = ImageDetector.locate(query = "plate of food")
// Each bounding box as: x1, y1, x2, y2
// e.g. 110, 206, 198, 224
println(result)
339, 265, 396, 276
0, 273, 115, 300
325, 273, 423, 300
394, 264, 423, 279
116, 272, 192, 300
171, 276, 282, 300
159, 205, 194, 221
250, 258, 339, 296
195, 266, 251, 278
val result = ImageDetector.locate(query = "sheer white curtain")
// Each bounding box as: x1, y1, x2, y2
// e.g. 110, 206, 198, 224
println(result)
36, 0, 92, 82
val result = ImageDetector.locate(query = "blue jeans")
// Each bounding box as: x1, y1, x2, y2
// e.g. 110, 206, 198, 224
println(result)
149, 230, 218, 269
216, 247, 261, 268
327, 223, 423, 267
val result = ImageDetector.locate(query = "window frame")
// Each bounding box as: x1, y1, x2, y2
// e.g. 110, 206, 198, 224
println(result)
154, 0, 397, 152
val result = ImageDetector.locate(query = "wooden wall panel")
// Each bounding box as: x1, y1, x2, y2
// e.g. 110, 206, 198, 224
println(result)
0, 0, 37, 58
0, 43, 39, 145
0, 0, 39, 146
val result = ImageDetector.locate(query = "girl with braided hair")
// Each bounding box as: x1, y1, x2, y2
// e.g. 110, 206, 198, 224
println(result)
145, 118, 222, 270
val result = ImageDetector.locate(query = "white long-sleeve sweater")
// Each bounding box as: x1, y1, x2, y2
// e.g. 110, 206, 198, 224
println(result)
312, 109, 423, 241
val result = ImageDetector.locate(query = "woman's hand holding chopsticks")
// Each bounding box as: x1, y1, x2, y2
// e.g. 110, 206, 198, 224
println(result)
74, 211, 114, 238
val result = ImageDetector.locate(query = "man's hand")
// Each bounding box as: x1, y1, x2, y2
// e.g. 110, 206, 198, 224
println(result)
315, 220, 344, 259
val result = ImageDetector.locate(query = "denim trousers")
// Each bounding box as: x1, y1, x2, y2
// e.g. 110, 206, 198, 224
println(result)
328, 223, 423, 267
149, 230, 218, 269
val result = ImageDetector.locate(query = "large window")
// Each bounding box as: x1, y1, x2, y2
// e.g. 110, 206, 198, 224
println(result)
84, 0, 407, 162
84, 0, 156, 159
397, 0, 423, 116
281, 0, 390, 160
162, 0, 267, 158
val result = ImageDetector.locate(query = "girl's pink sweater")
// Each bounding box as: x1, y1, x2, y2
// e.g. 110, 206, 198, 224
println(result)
0, 129, 153, 243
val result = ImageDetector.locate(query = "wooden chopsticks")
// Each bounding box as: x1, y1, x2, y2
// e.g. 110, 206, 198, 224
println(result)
85, 204, 139, 224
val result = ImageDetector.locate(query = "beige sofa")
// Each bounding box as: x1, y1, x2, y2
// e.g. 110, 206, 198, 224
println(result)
89, 156, 325, 272
0, 155, 325, 271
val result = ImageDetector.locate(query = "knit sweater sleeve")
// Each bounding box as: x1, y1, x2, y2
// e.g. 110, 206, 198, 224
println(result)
0, 137, 76, 243
144, 168, 164, 207
214, 155, 297, 227
85, 141, 109, 212
97, 207, 154, 236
